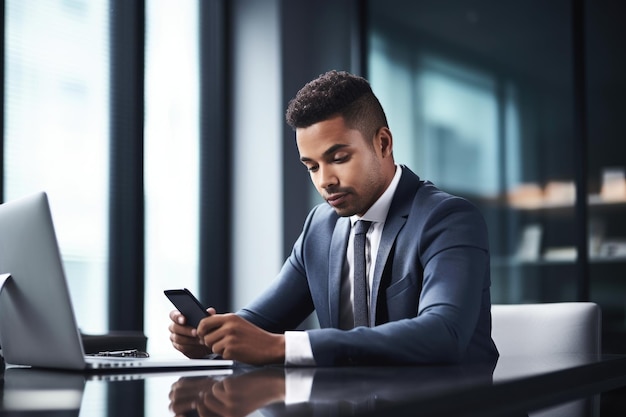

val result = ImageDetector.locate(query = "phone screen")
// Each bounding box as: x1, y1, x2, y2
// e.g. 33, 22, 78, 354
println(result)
164, 288, 209, 328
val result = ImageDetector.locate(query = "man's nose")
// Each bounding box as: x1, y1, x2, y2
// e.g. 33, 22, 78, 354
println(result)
318, 165, 338, 189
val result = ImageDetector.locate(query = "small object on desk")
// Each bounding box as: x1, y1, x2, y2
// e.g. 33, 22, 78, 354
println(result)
92, 349, 150, 358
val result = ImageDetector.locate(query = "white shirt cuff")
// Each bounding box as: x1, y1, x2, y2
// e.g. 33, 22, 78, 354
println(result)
284, 331, 316, 366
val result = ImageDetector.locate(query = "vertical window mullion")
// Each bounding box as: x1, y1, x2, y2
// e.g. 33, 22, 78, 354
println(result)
109, 0, 145, 332
199, 0, 231, 312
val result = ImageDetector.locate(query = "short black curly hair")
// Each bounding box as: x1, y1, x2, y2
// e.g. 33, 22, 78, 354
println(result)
285, 70, 388, 142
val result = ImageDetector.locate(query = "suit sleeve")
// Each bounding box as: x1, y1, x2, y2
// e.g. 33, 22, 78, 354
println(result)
307, 196, 493, 366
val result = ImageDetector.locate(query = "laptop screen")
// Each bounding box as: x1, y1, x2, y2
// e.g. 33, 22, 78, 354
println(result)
0, 192, 87, 369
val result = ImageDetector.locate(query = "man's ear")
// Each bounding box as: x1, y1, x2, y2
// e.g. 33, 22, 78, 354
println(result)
377, 127, 393, 158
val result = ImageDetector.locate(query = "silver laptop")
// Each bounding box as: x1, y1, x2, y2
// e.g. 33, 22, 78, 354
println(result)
0, 191, 233, 371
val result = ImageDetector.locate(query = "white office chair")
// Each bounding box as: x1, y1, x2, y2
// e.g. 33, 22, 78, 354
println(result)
491, 302, 601, 357
491, 302, 602, 417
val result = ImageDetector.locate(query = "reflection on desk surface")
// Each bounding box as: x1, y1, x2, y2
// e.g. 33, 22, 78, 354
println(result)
1, 368, 84, 415
1, 354, 626, 417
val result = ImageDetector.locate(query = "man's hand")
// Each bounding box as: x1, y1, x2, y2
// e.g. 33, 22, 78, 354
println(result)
168, 307, 216, 359
197, 313, 286, 365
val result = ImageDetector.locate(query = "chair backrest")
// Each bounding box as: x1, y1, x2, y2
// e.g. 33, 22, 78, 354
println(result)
491, 302, 601, 356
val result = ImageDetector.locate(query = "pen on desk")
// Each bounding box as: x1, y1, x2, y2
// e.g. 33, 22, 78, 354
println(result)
95, 349, 149, 358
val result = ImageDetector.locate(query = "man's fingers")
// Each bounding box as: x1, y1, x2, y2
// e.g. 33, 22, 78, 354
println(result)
196, 315, 236, 355
197, 314, 231, 335
169, 309, 187, 325
169, 320, 198, 337
169, 329, 200, 346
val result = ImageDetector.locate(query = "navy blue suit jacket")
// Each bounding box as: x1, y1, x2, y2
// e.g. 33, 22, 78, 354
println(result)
239, 167, 499, 366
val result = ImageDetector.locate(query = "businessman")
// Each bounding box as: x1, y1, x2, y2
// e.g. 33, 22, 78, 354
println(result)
169, 70, 499, 366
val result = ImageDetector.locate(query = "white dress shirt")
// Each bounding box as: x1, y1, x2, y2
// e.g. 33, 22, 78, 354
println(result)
285, 165, 403, 366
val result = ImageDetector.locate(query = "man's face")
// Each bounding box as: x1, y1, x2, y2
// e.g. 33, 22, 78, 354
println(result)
296, 116, 394, 217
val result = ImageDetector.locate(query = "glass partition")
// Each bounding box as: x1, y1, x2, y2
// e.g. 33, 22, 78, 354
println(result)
367, 0, 577, 304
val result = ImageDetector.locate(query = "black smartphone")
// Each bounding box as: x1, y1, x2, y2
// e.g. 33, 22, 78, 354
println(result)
164, 288, 210, 328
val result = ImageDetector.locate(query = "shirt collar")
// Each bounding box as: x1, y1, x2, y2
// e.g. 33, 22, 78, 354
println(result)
350, 165, 403, 226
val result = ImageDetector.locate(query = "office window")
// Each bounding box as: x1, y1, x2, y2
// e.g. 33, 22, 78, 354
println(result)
144, 0, 200, 356
4, 0, 110, 333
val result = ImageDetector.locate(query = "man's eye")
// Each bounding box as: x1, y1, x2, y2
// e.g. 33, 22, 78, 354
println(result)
333, 155, 348, 163
306, 165, 319, 172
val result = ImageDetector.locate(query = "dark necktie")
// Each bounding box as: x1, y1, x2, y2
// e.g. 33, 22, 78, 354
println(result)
353, 220, 372, 328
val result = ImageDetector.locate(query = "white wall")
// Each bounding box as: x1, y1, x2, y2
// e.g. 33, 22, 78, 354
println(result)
231, 0, 283, 310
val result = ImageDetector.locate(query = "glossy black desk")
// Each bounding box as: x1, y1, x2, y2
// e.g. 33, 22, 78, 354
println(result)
2, 354, 626, 416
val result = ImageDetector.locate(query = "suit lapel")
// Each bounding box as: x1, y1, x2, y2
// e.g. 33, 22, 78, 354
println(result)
369, 167, 420, 325
328, 217, 350, 328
